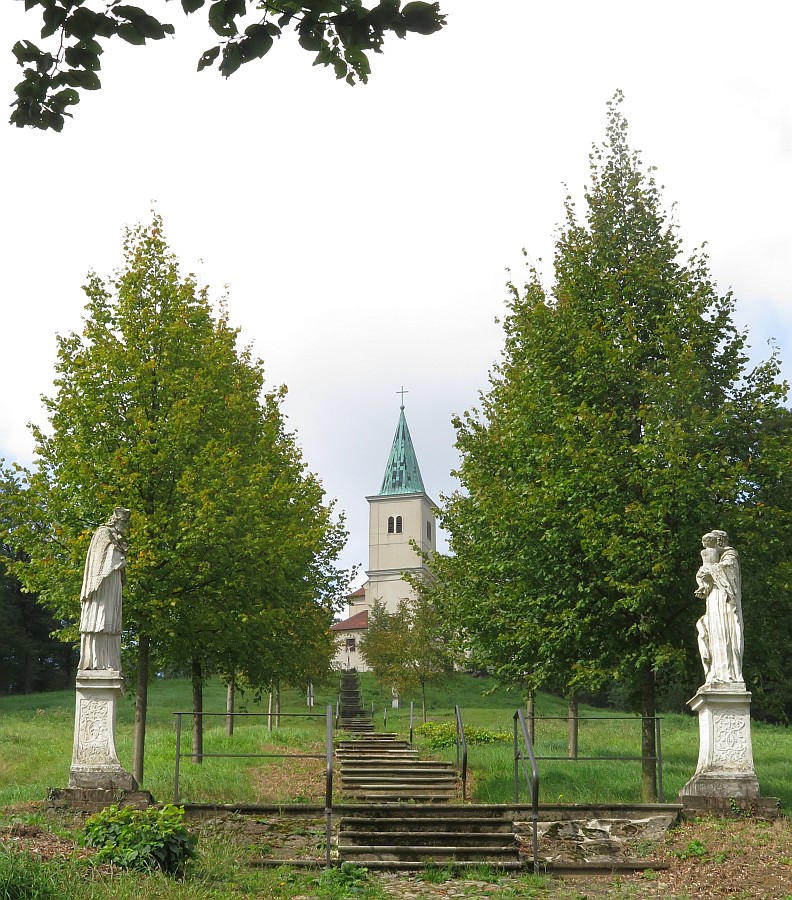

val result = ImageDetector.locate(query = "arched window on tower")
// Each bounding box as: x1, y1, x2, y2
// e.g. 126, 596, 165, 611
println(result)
387, 516, 394, 534
396, 516, 403, 534
426, 521, 432, 541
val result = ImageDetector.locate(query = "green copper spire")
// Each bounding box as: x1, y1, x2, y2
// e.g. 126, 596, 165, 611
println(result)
379, 406, 426, 495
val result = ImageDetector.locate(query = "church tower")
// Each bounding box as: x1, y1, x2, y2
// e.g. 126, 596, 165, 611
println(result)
366, 403, 436, 613
331, 401, 436, 670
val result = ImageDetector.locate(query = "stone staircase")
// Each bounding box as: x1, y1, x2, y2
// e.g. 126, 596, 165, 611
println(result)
335, 730, 520, 867
337, 734, 457, 802
337, 804, 522, 870
337, 671, 373, 733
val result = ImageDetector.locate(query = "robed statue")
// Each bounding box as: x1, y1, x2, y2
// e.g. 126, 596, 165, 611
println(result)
78, 508, 130, 672
694, 529, 743, 686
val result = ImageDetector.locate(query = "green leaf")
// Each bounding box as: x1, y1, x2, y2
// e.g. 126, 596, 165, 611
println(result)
238, 24, 274, 61
117, 23, 146, 44
219, 41, 242, 76
196, 45, 220, 71
12, 40, 45, 65
400, 0, 444, 35
41, 5, 67, 38
114, 6, 173, 40
65, 67, 101, 88
208, 0, 237, 36
64, 7, 103, 40
64, 45, 101, 70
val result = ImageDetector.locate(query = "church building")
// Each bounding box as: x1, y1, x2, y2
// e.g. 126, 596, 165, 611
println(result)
331, 403, 437, 671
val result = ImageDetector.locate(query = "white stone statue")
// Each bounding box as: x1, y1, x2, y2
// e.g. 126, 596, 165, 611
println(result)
78, 508, 130, 672
694, 529, 743, 686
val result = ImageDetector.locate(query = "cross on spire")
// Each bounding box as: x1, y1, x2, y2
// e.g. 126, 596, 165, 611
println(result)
397, 385, 409, 410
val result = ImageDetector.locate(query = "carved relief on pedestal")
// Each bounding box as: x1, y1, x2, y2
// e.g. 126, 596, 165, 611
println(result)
712, 713, 748, 764
76, 698, 112, 765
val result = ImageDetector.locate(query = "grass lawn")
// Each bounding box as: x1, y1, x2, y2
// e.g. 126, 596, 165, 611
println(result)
0, 672, 790, 899
1, 672, 790, 808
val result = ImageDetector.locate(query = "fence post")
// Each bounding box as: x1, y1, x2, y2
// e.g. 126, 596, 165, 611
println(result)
173, 713, 182, 804
655, 717, 664, 803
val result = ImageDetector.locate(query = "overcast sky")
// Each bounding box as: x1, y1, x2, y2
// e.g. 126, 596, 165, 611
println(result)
1, 0, 790, 585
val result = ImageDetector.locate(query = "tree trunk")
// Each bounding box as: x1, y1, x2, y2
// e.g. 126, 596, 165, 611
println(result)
641, 663, 657, 802
191, 656, 203, 764
526, 690, 536, 745
226, 673, 235, 737
567, 694, 579, 759
132, 634, 150, 785
267, 687, 273, 732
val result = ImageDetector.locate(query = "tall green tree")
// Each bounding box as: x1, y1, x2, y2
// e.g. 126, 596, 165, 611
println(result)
436, 95, 790, 800
10, 1, 446, 131
2, 215, 348, 782
359, 596, 454, 721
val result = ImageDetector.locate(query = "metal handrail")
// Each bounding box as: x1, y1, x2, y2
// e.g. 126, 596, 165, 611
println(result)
173, 706, 334, 868
513, 708, 539, 875
335, 698, 339, 731
454, 705, 468, 802
324, 703, 333, 867
409, 701, 414, 747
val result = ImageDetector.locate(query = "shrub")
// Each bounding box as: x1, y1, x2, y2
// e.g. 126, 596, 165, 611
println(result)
416, 721, 511, 750
83, 804, 198, 874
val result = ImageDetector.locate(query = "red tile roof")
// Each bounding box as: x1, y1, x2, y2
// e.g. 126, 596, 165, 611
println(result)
330, 609, 368, 632
345, 585, 366, 599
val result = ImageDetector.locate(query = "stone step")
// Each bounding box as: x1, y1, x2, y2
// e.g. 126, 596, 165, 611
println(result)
337, 741, 410, 749
338, 844, 518, 862
339, 806, 514, 819
342, 792, 457, 802
340, 764, 453, 774
340, 859, 525, 872
337, 755, 420, 764
337, 746, 411, 751
339, 831, 515, 847
341, 780, 456, 790
340, 767, 456, 785
340, 817, 514, 834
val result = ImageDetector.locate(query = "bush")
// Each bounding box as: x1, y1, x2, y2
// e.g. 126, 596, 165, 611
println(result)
416, 721, 511, 750
83, 804, 197, 874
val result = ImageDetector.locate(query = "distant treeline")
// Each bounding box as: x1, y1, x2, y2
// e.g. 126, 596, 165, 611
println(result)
0, 557, 76, 695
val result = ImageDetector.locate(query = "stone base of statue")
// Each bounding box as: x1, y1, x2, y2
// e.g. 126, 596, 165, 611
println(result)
69, 670, 137, 791
48, 787, 154, 814
678, 683, 759, 800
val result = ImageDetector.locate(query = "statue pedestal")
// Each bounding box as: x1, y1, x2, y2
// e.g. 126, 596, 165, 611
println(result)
678, 684, 759, 799
69, 670, 137, 791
